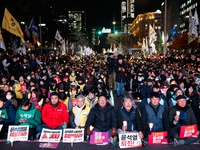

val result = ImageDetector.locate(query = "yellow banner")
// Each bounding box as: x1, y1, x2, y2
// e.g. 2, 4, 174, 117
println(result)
0, 28, 2, 42
2, 8, 24, 43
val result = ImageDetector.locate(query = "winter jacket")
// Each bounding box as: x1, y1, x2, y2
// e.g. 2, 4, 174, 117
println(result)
117, 105, 143, 132
41, 102, 69, 129
107, 57, 115, 74
191, 94, 200, 120
85, 102, 117, 131
69, 104, 90, 128
115, 61, 127, 83
15, 103, 41, 128
0, 100, 15, 125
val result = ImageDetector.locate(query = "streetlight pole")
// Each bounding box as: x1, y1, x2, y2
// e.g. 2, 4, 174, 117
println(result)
164, 0, 167, 56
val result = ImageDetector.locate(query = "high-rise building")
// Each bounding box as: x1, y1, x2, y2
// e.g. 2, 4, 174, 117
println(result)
179, 0, 199, 33
91, 29, 100, 46
121, 0, 135, 33
131, 10, 161, 45
68, 10, 86, 31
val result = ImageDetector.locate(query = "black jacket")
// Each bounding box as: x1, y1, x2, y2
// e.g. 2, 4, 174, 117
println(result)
191, 94, 200, 120
107, 57, 115, 74
85, 102, 117, 131
115, 61, 127, 83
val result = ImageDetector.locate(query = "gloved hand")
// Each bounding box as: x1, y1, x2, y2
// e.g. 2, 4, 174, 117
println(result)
0, 117, 5, 124
62, 122, 68, 129
111, 127, 117, 137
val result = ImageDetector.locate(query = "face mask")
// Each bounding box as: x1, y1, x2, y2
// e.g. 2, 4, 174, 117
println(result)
138, 78, 142, 82
101, 76, 104, 78
71, 73, 75, 76
56, 72, 59, 75
27, 77, 31, 80
155, 78, 159, 81
66, 73, 69, 76
4, 59, 7, 63
6, 95, 12, 100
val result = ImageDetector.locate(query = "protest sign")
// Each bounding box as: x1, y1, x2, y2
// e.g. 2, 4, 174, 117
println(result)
118, 130, 142, 148
179, 124, 198, 138
39, 129, 62, 143
7, 125, 29, 141
148, 131, 168, 144
90, 131, 109, 145
63, 129, 84, 143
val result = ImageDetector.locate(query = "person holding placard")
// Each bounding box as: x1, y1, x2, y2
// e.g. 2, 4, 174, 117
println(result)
36, 92, 69, 136
169, 95, 200, 146
0, 96, 15, 138
15, 98, 41, 140
141, 92, 171, 141
117, 96, 144, 139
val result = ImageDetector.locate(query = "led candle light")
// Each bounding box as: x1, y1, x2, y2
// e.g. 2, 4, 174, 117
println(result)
123, 121, 127, 131
176, 111, 180, 116
71, 137, 74, 147
90, 125, 94, 131
10, 137, 14, 146
149, 123, 153, 131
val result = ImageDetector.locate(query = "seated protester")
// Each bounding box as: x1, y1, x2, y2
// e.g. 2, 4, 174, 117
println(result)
69, 95, 90, 130
58, 92, 73, 113
49, 80, 57, 93
36, 92, 69, 134
85, 95, 117, 138
39, 79, 47, 97
9, 80, 23, 100
30, 88, 44, 111
58, 82, 68, 95
191, 88, 200, 128
76, 77, 88, 96
166, 84, 179, 102
185, 85, 196, 106
0, 96, 16, 138
178, 80, 186, 94
85, 88, 98, 108
95, 82, 109, 99
15, 98, 41, 140
1, 84, 10, 96
68, 82, 81, 100
19, 76, 28, 98
27, 79, 37, 97
117, 96, 144, 139
169, 95, 200, 146
169, 88, 184, 108
141, 92, 171, 140
69, 70, 77, 83
28, 85, 37, 99
5, 91, 18, 110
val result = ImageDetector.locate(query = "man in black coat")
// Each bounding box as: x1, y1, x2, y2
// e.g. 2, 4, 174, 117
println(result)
9, 56, 21, 80
191, 88, 200, 128
169, 95, 200, 146
107, 53, 115, 90
85, 95, 117, 138
117, 96, 144, 139
115, 54, 126, 97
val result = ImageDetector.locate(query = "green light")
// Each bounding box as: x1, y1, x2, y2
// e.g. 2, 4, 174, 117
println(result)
114, 31, 118, 34
98, 31, 102, 35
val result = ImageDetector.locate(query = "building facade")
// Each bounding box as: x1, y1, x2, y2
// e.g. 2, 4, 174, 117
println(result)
131, 10, 161, 45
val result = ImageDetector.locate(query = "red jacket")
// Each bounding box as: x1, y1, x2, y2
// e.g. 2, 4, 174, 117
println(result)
42, 102, 69, 129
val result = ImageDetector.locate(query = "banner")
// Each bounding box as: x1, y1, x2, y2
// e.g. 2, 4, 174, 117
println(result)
7, 125, 29, 141
39, 129, 62, 143
90, 131, 109, 145
25, 41, 35, 49
29, 17, 39, 40
179, 124, 198, 138
148, 131, 168, 144
118, 130, 142, 148
55, 30, 64, 44
2, 8, 24, 43
71, 98, 77, 107
63, 129, 84, 143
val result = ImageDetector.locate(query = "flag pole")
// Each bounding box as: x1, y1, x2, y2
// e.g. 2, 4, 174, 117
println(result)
39, 15, 42, 55
164, 0, 167, 57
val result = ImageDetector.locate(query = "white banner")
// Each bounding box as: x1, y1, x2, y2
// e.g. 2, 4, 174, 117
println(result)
55, 30, 64, 44
63, 129, 84, 143
7, 125, 29, 141
39, 129, 62, 143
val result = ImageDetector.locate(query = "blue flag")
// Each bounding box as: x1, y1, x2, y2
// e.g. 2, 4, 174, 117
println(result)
167, 24, 177, 42
28, 17, 39, 40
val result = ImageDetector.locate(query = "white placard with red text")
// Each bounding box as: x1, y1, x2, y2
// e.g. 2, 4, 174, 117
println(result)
7, 125, 29, 141
39, 129, 62, 143
63, 129, 84, 143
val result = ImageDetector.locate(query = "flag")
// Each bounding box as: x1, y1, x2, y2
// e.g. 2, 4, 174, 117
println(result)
158, 31, 163, 52
29, 17, 39, 40
0, 29, 6, 51
0, 28, 2, 42
55, 30, 64, 43
54, 76, 61, 84
149, 25, 157, 45
2, 8, 24, 43
60, 38, 66, 55
25, 24, 30, 38
145, 36, 148, 54
119, 42, 122, 52
188, 9, 195, 44
141, 38, 146, 53
32, 31, 38, 44
167, 24, 177, 42
162, 31, 165, 44
192, 8, 199, 38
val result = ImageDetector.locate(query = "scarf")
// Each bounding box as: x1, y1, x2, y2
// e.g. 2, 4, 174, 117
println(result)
30, 97, 39, 106
75, 104, 85, 126
99, 104, 107, 122
176, 104, 188, 125
87, 95, 96, 108
50, 101, 59, 108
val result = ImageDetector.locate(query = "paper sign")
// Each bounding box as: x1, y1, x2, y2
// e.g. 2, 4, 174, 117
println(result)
48, 92, 52, 98
38, 143, 59, 148
63, 129, 84, 143
90, 131, 109, 145
7, 125, 29, 141
39, 129, 62, 143
195, 78, 200, 85
179, 124, 198, 138
148, 131, 168, 144
71, 99, 77, 107
0, 124, 3, 132
118, 130, 142, 148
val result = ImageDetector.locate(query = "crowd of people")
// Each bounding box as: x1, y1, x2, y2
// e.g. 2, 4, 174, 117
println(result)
0, 50, 200, 146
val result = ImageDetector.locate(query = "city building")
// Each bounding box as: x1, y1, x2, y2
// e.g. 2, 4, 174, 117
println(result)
68, 10, 86, 31
131, 10, 162, 45
179, 0, 199, 33
121, 0, 135, 33
91, 29, 100, 46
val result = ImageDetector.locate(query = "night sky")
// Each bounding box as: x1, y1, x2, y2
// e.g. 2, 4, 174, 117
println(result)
0, 0, 163, 31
